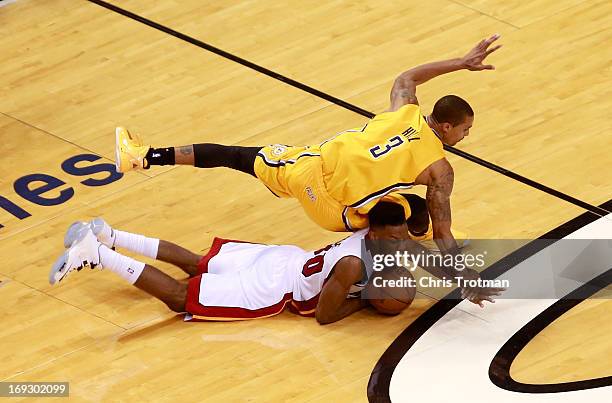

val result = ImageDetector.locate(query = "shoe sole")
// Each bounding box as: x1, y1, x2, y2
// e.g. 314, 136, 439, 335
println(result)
49, 251, 69, 285
90, 218, 112, 248
65, 220, 107, 249
115, 127, 123, 173
64, 221, 88, 248
52, 226, 91, 285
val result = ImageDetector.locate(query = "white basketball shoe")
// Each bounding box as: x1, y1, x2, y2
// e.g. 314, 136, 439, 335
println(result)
64, 218, 116, 249
49, 227, 102, 285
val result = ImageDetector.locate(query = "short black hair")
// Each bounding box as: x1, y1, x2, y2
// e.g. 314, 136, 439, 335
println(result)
432, 95, 473, 126
368, 201, 405, 228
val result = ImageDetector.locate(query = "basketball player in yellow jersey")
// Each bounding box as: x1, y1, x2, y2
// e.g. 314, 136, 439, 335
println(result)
115, 34, 502, 255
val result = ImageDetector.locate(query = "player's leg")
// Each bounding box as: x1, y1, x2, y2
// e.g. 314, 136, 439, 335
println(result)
65, 219, 202, 276
115, 126, 261, 176
156, 240, 201, 277
50, 227, 187, 312
401, 193, 430, 236
117, 127, 301, 202
133, 264, 187, 313
147, 144, 261, 177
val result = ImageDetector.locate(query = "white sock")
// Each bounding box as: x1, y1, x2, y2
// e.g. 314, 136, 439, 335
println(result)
99, 245, 146, 284
113, 230, 159, 259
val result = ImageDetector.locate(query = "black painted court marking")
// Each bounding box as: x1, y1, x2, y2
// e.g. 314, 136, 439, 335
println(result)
489, 268, 612, 393
367, 198, 612, 402
86, 0, 610, 217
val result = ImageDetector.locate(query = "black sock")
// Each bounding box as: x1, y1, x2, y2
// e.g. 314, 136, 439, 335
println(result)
146, 147, 175, 166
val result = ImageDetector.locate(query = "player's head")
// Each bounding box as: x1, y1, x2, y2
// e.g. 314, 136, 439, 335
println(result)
367, 201, 409, 241
366, 202, 411, 264
432, 95, 474, 146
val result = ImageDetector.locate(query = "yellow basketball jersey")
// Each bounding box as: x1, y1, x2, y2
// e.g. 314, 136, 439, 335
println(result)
317, 104, 445, 214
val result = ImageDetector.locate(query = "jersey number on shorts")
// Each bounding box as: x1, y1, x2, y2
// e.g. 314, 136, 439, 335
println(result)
302, 244, 334, 277
369, 135, 404, 158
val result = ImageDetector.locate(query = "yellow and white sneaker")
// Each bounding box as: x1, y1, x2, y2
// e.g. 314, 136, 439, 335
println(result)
410, 225, 470, 252
115, 127, 150, 173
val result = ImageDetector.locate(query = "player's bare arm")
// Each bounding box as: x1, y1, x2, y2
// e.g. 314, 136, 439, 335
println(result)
315, 256, 368, 325
401, 239, 503, 307
389, 75, 419, 111
388, 33, 502, 112
415, 158, 458, 254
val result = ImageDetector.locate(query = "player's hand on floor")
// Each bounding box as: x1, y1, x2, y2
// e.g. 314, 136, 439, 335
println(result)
461, 286, 505, 308
461, 33, 502, 71
458, 268, 505, 308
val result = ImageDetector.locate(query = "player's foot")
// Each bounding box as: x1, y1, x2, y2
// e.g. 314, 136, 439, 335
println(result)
115, 126, 150, 173
411, 226, 470, 251
64, 221, 88, 248
90, 217, 116, 248
64, 218, 116, 249
50, 227, 102, 285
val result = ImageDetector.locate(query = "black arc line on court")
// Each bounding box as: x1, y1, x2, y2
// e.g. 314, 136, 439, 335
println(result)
489, 268, 612, 393
367, 198, 612, 402
86, 0, 610, 217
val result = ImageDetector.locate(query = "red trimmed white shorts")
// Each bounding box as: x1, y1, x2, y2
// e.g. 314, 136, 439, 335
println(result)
185, 238, 311, 321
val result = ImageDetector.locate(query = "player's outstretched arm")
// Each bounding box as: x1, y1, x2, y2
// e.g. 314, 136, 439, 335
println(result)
400, 240, 504, 307
315, 256, 368, 325
389, 34, 502, 111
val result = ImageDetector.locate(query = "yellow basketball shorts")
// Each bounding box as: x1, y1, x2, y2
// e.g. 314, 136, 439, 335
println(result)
253, 145, 411, 232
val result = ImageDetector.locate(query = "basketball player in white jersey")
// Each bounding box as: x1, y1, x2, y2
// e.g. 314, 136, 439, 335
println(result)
49, 202, 501, 324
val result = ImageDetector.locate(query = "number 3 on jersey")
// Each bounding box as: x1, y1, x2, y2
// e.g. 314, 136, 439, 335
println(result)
369, 135, 404, 158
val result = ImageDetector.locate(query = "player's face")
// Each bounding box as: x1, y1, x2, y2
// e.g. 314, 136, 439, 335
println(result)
366, 224, 416, 259
367, 223, 410, 241
443, 115, 474, 146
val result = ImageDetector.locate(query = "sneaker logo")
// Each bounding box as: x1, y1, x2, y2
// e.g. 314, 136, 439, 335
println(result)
152, 153, 161, 158
305, 186, 317, 202
127, 267, 134, 274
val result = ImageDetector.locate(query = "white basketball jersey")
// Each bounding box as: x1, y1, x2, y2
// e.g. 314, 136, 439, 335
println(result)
291, 229, 369, 304
187, 230, 371, 321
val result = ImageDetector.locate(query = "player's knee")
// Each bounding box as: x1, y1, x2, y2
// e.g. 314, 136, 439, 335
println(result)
185, 263, 200, 277
405, 195, 429, 234
183, 254, 203, 277
315, 311, 333, 325
166, 283, 187, 313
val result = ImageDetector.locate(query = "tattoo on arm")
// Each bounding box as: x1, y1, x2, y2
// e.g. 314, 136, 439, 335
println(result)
389, 76, 418, 110
426, 167, 454, 223
426, 165, 458, 253
179, 146, 193, 156
398, 89, 418, 105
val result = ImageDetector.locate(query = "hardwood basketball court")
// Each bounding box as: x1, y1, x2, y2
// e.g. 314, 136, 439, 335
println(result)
1, 0, 610, 401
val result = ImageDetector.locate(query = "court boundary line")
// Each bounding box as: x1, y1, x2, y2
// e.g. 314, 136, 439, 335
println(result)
85, 0, 610, 217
